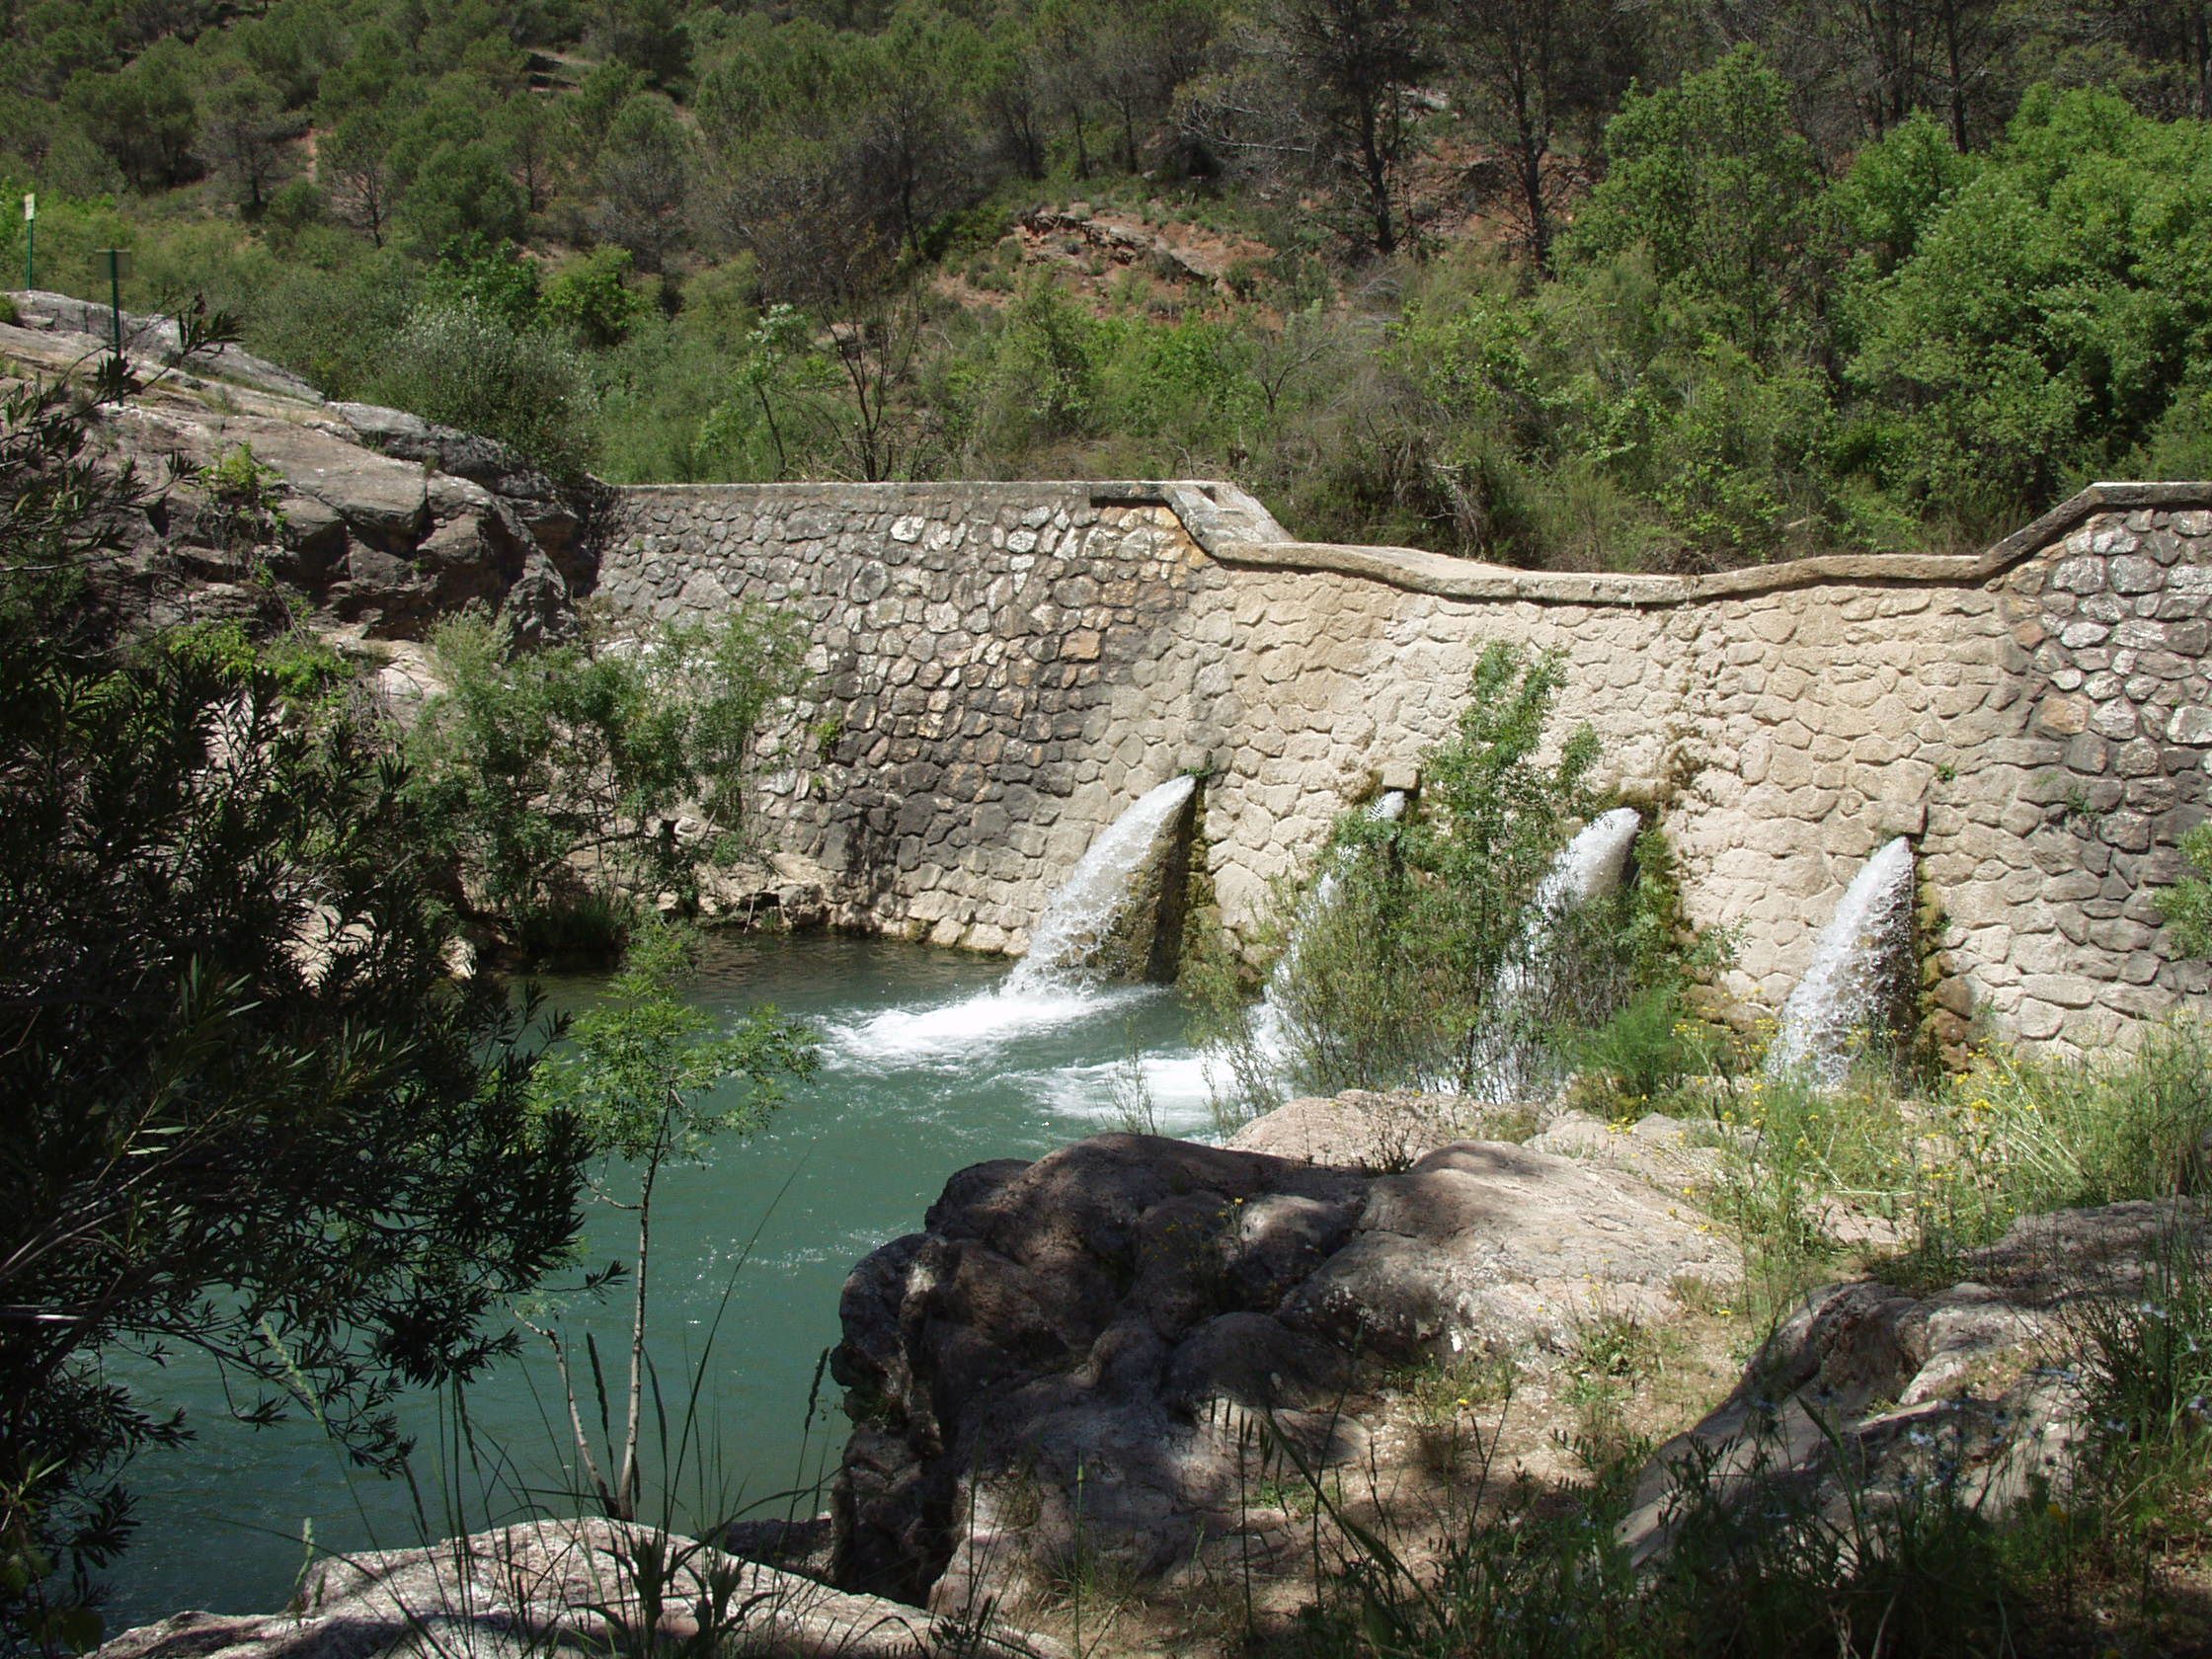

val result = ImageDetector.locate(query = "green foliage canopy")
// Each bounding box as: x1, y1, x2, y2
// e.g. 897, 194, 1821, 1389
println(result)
404, 606, 810, 947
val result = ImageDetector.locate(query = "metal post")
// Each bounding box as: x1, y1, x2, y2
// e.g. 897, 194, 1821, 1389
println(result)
97, 249, 130, 358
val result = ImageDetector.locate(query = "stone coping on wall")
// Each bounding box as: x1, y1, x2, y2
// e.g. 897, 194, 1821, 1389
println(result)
613, 478, 2212, 606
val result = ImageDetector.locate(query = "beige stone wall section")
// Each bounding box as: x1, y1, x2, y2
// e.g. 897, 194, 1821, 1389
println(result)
593, 480, 2212, 1049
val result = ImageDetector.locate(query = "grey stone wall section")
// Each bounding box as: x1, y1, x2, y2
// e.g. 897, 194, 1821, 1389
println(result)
593, 480, 2212, 1048
596, 485, 1213, 954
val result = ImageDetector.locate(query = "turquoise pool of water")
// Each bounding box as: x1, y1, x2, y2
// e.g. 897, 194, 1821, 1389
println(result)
109, 934, 1217, 1626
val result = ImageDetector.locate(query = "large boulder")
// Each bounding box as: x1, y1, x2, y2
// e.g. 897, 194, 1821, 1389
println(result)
829, 1126, 1739, 1613
1620, 1199, 2205, 1562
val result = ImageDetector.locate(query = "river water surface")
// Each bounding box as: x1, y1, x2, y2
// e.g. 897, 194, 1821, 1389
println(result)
113, 935, 1213, 1626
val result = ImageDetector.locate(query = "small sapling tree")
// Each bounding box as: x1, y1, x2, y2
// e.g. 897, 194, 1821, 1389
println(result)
527, 922, 817, 1521
1266, 643, 1602, 1093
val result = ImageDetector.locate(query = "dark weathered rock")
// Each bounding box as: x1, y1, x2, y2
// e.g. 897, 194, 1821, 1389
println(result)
829, 1125, 1739, 1613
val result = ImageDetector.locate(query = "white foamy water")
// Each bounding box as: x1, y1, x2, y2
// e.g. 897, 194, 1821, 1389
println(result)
823, 982, 1153, 1066
1007, 775, 1198, 992
1028, 1048, 1223, 1134
1768, 836, 1917, 1085
825, 776, 1198, 1071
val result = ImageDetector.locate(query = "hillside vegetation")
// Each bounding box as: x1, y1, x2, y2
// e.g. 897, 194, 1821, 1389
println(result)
6, 0, 2212, 570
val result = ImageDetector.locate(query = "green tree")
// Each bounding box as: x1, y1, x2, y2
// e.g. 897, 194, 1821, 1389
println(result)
1569, 45, 1826, 356
493, 91, 563, 215
586, 0, 692, 91
1204, 0, 1427, 257
1843, 86, 2212, 523
198, 67, 296, 215
322, 107, 402, 247
404, 607, 810, 947
590, 92, 692, 277
396, 140, 527, 254
64, 40, 198, 192
850, 9, 985, 258
527, 922, 815, 1521
1829, 108, 1981, 279
0, 326, 589, 1651
1441, 0, 1621, 270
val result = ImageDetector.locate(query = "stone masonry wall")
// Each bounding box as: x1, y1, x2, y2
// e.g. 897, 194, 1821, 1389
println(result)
594, 481, 2212, 1047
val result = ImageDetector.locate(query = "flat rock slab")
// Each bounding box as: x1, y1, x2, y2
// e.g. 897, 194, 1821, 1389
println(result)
97, 1518, 1063, 1659
1224, 1089, 1501, 1169
830, 1124, 1739, 1611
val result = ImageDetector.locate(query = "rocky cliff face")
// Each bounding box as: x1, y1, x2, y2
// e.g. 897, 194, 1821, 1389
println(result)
3, 294, 594, 653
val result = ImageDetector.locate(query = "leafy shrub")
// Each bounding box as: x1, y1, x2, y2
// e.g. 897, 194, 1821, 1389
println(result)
422, 233, 543, 329
371, 300, 594, 477
1566, 984, 1705, 1118
544, 246, 647, 348
2155, 822, 2212, 959
263, 178, 326, 231
404, 605, 809, 952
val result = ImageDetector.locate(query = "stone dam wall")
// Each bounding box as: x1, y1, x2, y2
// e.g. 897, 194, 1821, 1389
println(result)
593, 480, 2212, 1047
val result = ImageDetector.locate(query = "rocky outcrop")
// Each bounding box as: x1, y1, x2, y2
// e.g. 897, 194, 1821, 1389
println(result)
12, 289, 325, 403
94, 1518, 1064, 1659
1621, 1199, 2205, 1562
2, 300, 592, 647
828, 1128, 1739, 1612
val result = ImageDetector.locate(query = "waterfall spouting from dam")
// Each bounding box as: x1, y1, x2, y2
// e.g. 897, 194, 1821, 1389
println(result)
1242, 789, 1411, 1066
825, 776, 1201, 1089
1767, 836, 1918, 1085
1465, 806, 1645, 1101
1004, 774, 1197, 994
